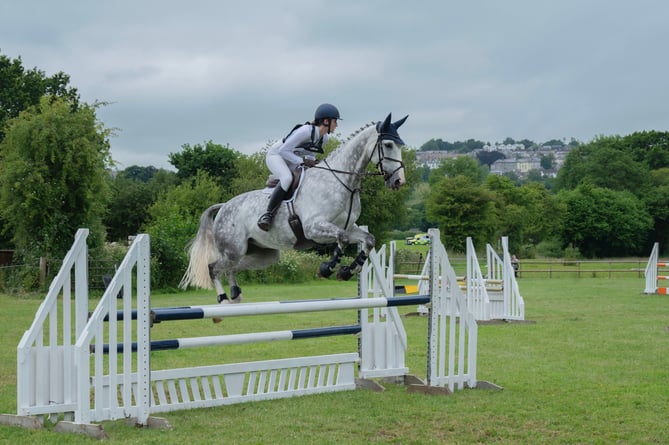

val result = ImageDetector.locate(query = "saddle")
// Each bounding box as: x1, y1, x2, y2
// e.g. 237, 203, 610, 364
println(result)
264, 166, 317, 250
264, 165, 303, 199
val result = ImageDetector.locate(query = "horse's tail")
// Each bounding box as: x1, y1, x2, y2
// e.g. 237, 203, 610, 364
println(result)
179, 203, 225, 290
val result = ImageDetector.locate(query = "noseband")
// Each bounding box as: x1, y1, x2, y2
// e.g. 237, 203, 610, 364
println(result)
372, 133, 405, 181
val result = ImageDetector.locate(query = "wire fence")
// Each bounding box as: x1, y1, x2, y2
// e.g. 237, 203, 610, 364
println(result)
0, 259, 121, 293
0, 256, 650, 294
395, 257, 648, 279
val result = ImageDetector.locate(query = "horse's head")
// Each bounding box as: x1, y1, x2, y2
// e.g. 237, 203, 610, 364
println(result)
374, 113, 408, 190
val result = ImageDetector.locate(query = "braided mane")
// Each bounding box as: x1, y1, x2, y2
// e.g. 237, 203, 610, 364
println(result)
344, 121, 376, 143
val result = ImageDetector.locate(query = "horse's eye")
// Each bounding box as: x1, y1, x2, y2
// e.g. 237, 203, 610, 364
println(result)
383, 142, 394, 149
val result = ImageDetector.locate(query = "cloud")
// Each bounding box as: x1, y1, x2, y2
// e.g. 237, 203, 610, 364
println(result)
2, 0, 669, 169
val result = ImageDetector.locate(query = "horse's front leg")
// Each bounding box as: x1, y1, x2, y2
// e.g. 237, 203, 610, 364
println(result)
307, 222, 374, 280
319, 244, 344, 278
305, 221, 348, 278
335, 225, 375, 281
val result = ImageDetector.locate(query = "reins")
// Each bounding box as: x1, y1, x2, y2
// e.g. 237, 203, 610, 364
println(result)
306, 134, 405, 230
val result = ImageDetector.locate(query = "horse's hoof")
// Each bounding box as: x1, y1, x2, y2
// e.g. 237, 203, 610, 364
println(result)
230, 286, 242, 302
319, 262, 334, 278
337, 266, 353, 281
212, 317, 223, 324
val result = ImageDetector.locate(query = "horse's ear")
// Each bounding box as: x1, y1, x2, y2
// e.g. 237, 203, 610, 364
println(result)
393, 115, 408, 129
379, 113, 392, 132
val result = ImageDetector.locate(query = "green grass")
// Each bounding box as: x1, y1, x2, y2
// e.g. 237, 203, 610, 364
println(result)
2, 276, 669, 444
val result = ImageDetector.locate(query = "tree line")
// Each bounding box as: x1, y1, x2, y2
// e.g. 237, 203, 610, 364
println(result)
1, 52, 668, 290
407, 131, 669, 258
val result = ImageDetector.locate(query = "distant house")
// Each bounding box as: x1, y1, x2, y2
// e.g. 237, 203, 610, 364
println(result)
516, 159, 541, 173
490, 159, 518, 175
415, 151, 462, 169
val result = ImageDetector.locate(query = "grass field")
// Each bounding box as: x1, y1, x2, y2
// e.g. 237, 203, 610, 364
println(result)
1, 274, 669, 444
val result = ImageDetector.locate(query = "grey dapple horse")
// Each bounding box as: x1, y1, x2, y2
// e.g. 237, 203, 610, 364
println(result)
179, 113, 408, 304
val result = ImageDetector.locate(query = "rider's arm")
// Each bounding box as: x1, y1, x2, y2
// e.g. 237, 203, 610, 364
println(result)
277, 125, 314, 165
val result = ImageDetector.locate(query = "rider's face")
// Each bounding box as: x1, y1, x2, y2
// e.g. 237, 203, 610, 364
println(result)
329, 118, 338, 130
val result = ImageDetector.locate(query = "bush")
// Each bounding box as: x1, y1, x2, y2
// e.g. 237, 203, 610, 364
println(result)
239, 250, 331, 284
392, 248, 426, 275
535, 238, 564, 258
563, 244, 582, 260
0, 264, 40, 293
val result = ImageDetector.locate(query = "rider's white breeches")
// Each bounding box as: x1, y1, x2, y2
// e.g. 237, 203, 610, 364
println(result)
266, 153, 294, 191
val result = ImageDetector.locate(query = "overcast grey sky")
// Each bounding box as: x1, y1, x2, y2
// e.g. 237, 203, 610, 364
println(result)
2, 1, 668, 170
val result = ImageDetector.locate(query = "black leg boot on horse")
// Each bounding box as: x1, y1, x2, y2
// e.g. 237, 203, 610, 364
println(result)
257, 186, 289, 231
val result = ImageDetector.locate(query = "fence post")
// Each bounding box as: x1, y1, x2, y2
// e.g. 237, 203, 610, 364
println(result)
39, 257, 47, 287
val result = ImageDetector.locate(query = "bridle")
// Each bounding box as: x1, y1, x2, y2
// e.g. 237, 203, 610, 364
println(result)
308, 131, 405, 229
371, 133, 405, 182
313, 132, 405, 180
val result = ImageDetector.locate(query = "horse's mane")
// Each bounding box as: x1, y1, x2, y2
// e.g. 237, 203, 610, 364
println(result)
325, 121, 376, 165
343, 121, 376, 144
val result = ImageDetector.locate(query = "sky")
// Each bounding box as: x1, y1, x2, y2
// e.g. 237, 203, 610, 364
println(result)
2, 1, 668, 170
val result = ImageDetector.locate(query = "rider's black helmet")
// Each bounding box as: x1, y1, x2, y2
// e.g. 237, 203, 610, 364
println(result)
314, 103, 341, 122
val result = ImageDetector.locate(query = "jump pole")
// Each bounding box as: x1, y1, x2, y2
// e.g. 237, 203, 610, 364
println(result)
150, 295, 430, 322
97, 324, 363, 353
103, 296, 430, 323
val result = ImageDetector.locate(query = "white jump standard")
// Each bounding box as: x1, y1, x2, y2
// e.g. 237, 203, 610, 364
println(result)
3, 228, 484, 438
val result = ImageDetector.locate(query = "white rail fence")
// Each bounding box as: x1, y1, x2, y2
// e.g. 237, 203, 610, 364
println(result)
3, 227, 480, 436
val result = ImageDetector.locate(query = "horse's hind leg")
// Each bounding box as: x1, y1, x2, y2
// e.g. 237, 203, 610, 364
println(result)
219, 271, 242, 304
210, 268, 242, 324
209, 263, 242, 304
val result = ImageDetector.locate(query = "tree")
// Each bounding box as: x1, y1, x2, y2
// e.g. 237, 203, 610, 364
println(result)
419, 138, 448, 151
168, 141, 241, 189
0, 53, 79, 142
228, 150, 270, 197
144, 171, 225, 288
419, 138, 486, 153
623, 130, 669, 170
0, 97, 112, 258
104, 176, 156, 242
542, 139, 564, 147
428, 156, 487, 185
477, 150, 505, 167
555, 137, 650, 197
104, 167, 180, 242
119, 165, 160, 182
498, 179, 563, 253
0, 53, 81, 248
358, 172, 411, 246
557, 184, 652, 257
540, 153, 555, 170
642, 168, 669, 252
426, 175, 496, 251
355, 148, 417, 245
518, 139, 535, 149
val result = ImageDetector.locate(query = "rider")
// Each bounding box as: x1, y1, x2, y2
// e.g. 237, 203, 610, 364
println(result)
257, 103, 341, 231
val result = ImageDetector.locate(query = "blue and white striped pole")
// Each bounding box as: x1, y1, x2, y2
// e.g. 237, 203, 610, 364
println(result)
103, 296, 430, 323
150, 295, 430, 323
96, 324, 362, 353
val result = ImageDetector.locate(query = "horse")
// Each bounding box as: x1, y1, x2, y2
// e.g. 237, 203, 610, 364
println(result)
179, 113, 408, 304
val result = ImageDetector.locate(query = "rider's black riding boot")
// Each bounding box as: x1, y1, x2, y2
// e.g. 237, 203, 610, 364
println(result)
257, 186, 288, 231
